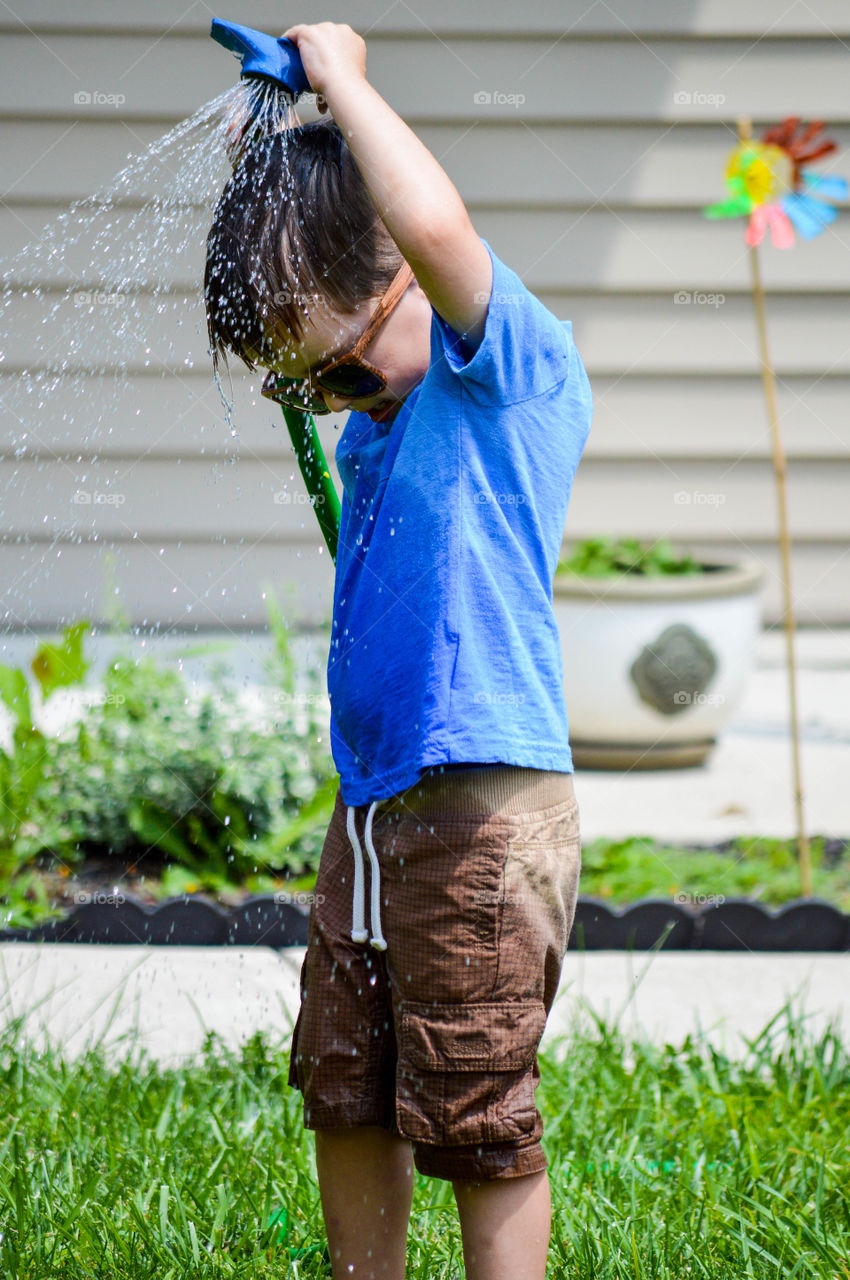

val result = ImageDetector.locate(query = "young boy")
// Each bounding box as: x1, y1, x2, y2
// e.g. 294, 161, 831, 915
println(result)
205, 21, 592, 1280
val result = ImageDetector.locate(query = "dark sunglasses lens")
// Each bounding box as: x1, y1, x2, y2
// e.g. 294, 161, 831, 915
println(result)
318, 364, 384, 400
262, 376, 328, 413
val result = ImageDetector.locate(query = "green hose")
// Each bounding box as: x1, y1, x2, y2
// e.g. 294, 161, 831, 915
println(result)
279, 405, 342, 563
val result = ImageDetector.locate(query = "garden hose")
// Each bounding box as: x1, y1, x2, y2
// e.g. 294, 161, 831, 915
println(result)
279, 405, 342, 563
210, 21, 343, 561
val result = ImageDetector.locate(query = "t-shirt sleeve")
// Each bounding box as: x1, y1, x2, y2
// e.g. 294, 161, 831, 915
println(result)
429, 238, 575, 407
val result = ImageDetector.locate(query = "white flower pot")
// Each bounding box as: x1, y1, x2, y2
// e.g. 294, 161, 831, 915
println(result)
551, 560, 765, 769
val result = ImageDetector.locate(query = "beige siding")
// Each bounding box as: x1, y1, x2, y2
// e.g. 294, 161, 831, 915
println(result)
7, 2, 850, 34
2, 1, 849, 629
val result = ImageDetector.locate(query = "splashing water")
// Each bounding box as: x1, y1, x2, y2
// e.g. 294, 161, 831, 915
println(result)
0, 79, 330, 632
2, 78, 304, 433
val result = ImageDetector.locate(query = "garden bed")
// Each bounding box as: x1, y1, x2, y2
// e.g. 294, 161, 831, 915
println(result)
3, 620, 849, 952
2, 838, 849, 951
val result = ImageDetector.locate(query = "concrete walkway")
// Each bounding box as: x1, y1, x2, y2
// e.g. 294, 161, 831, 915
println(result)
1, 943, 846, 1068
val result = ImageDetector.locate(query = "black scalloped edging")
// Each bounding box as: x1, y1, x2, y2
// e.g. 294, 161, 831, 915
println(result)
1, 894, 848, 951
569, 897, 850, 951
0, 894, 309, 948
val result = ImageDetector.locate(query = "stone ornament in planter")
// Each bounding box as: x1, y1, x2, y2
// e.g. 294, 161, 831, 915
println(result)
552, 559, 765, 769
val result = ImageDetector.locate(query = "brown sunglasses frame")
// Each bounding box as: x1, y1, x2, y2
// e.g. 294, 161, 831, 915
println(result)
261, 260, 415, 410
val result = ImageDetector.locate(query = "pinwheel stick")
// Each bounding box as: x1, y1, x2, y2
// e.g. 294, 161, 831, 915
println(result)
738, 117, 811, 897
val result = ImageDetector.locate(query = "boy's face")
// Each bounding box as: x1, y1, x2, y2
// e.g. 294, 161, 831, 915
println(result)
262, 277, 433, 423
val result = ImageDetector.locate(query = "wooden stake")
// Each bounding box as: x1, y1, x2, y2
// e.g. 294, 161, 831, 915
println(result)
737, 116, 812, 897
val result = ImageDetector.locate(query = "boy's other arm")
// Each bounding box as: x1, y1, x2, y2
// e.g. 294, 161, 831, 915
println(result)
283, 22, 493, 350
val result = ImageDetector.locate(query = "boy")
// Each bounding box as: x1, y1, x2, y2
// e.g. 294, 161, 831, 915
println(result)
205, 21, 592, 1280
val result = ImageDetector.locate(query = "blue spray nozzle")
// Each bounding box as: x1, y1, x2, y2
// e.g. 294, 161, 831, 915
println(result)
210, 18, 310, 97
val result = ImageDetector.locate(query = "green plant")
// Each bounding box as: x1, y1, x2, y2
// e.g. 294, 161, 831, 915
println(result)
556, 535, 703, 578
0, 601, 339, 928
0, 623, 91, 908
579, 834, 850, 910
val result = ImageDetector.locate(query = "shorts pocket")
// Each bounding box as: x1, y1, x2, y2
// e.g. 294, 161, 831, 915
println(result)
395, 999, 546, 1146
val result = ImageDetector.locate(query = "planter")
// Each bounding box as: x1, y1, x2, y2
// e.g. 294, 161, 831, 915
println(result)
552, 560, 765, 769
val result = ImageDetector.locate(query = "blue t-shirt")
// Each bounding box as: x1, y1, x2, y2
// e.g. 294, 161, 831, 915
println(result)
328, 238, 593, 806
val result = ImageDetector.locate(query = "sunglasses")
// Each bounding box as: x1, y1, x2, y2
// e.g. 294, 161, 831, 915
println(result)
261, 261, 415, 414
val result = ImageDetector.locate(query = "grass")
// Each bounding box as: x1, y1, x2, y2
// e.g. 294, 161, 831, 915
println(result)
0, 995, 848, 1277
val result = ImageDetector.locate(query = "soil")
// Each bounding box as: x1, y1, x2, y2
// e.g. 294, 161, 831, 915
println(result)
28, 851, 282, 914
16, 835, 850, 924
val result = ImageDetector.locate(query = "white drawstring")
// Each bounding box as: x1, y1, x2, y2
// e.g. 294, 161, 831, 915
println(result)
363, 802, 387, 951
346, 805, 369, 944
346, 802, 387, 950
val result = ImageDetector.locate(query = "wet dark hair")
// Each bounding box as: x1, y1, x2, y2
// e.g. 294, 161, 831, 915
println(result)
204, 117, 403, 375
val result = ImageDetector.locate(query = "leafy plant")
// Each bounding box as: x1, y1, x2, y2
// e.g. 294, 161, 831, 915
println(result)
580, 833, 850, 909
556, 535, 703, 578
0, 601, 339, 927
0, 622, 91, 896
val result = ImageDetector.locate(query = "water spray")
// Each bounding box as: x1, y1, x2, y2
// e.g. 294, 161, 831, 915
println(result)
210, 18, 342, 562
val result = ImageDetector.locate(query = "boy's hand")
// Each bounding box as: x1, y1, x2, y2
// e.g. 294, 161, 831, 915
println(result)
281, 23, 366, 110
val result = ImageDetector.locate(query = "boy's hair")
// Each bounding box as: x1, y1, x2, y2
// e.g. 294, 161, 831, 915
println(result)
204, 117, 403, 375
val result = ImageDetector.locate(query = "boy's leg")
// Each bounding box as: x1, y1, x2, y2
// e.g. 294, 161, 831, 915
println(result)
288, 794, 411, 1276
452, 1170, 552, 1280
315, 1126, 415, 1280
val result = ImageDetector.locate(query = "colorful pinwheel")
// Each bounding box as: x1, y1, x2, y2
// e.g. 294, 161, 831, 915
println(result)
703, 117, 847, 248
699, 116, 848, 896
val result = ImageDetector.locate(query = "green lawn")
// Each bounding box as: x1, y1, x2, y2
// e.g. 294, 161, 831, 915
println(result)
1, 999, 847, 1277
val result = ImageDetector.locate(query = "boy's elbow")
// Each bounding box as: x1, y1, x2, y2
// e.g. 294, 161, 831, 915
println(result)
402, 197, 477, 267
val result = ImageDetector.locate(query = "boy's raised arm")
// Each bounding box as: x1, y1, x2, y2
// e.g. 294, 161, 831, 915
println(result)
283, 22, 493, 348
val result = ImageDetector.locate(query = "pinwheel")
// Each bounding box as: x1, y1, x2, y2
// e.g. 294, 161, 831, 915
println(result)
703, 117, 847, 247
702, 118, 847, 897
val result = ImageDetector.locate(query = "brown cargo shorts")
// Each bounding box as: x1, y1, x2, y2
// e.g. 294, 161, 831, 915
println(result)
287, 763, 582, 1182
